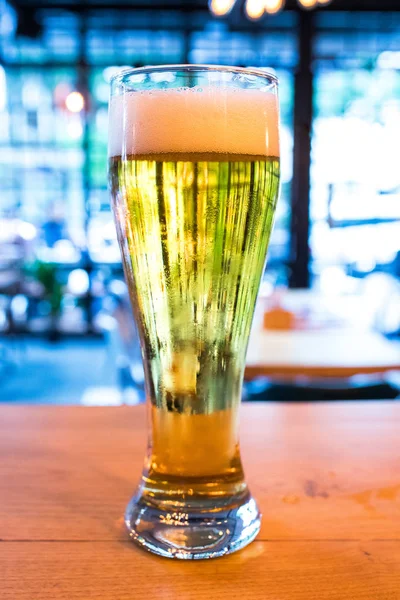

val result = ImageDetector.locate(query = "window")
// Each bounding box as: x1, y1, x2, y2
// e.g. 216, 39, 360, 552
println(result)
311, 13, 400, 291
0, 6, 297, 333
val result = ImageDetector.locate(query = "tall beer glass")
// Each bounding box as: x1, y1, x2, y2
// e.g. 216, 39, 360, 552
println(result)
109, 65, 279, 559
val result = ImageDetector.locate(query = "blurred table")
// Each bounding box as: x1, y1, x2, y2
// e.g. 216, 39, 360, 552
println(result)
246, 328, 400, 379
2, 403, 400, 599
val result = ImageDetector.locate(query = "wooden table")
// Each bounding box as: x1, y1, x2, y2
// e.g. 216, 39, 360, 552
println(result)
2, 403, 400, 599
245, 328, 400, 379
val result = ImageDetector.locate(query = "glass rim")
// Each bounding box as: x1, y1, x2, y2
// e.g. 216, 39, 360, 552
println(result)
110, 64, 278, 87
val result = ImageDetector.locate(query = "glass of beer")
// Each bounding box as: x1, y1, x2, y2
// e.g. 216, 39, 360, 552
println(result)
109, 65, 279, 559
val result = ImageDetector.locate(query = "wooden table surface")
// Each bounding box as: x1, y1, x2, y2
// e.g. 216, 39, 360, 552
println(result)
245, 328, 400, 378
2, 402, 400, 599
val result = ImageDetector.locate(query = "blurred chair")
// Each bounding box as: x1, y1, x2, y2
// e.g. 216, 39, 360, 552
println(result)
97, 281, 145, 404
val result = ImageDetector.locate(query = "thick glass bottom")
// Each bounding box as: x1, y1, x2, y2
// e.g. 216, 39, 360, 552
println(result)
125, 493, 261, 560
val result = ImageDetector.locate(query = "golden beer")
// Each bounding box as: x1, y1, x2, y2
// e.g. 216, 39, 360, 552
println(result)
110, 155, 279, 493
109, 67, 280, 558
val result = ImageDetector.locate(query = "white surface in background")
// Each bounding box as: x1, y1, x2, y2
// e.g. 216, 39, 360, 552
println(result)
81, 386, 142, 406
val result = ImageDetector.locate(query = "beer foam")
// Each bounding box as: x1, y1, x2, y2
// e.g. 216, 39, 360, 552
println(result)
108, 86, 279, 158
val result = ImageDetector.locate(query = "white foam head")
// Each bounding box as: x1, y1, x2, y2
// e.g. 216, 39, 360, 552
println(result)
108, 86, 279, 158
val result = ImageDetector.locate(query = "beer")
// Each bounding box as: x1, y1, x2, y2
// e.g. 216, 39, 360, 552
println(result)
109, 155, 279, 501
109, 71, 280, 558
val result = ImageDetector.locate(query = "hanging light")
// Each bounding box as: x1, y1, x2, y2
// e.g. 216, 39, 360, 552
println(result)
265, 0, 284, 14
209, 0, 335, 19
65, 91, 85, 113
245, 0, 265, 20
297, 0, 318, 8
209, 0, 236, 17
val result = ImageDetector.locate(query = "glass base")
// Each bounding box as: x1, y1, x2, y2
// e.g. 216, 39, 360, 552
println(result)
125, 494, 261, 560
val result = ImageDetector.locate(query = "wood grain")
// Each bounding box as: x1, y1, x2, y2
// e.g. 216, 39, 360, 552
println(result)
1, 404, 400, 541
1, 403, 400, 598
2, 541, 400, 600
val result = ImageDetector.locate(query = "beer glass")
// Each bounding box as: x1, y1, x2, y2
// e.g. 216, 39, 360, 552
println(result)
109, 65, 280, 559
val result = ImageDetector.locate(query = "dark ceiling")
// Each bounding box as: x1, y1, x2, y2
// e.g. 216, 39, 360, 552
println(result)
8, 0, 400, 11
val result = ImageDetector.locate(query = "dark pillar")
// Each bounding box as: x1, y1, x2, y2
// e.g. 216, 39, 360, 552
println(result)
78, 7, 94, 331
289, 9, 314, 288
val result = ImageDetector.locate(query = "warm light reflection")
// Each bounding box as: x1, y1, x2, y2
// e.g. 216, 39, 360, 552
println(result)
209, 0, 334, 17
297, 0, 318, 8
209, 0, 236, 17
265, 0, 284, 14
65, 91, 85, 113
245, 0, 265, 20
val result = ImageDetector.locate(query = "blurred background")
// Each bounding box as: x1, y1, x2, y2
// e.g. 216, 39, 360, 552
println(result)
0, 0, 399, 404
